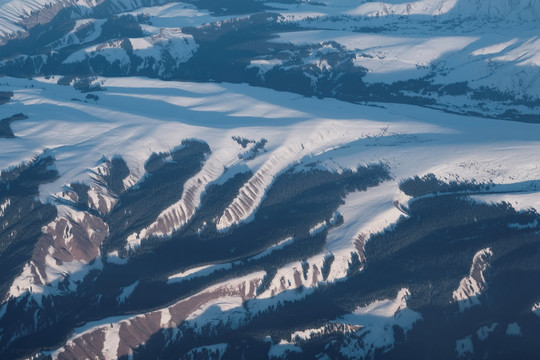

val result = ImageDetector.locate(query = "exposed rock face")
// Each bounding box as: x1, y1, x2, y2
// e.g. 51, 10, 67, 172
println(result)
217, 153, 293, 231
7, 156, 122, 302
8, 202, 110, 301
452, 248, 493, 312
127, 147, 237, 243
54, 274, 263, 359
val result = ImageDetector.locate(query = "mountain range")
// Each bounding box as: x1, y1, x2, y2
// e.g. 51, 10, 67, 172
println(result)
1, 0, 540, 359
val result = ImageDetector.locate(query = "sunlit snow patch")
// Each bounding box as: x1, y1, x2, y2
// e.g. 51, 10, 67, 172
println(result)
268, 340, 302, 359
116, 281, 139, 305
285, 289, 421, 358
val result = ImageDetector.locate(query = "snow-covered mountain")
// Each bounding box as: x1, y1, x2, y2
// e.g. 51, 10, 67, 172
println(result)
1, 0, 540, 121
333, 0, 540, 20
1, 0, 540, 359
0, 75, 539, 359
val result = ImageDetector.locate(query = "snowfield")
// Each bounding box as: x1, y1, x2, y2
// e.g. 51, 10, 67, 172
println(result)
268, 0, 540, 105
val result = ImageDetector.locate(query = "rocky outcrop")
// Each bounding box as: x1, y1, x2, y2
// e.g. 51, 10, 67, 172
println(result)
452, 248, 493, 312
52, 273, 263, 359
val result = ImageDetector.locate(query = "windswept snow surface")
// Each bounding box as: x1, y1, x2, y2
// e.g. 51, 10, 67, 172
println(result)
275, 30, 478, 78
331, 0, 540, 20
471, 192, 540, 213
273, 27, 540, 94
269, 0, 540, 100
185, 295, 246, 331
2, 0, 540, 117
272, 0, 540, 25
123, 2, 237, 30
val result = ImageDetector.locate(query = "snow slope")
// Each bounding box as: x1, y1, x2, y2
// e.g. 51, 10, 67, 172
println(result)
0, 0, 69, 40
63, 28, 198, 75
